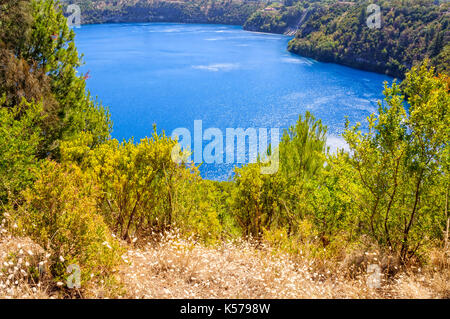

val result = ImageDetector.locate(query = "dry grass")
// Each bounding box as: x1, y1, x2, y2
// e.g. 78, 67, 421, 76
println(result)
0, 219, 51, 299
1, 223, 449, 299
118, 231, 450, 299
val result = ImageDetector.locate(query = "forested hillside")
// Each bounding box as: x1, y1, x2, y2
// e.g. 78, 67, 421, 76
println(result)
287, 0, 450, 78
243, 0, 308, 34
0, 0, 449, 298
62, 0, 265, 25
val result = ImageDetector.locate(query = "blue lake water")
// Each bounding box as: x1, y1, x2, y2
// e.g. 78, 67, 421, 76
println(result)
75, 23, 392, 180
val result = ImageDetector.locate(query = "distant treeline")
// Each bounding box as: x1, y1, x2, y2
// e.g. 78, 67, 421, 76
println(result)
63, 0, 265, 25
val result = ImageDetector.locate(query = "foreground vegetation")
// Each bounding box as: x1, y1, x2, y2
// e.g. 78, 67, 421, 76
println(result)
2, 230, 449, 298
0, 0, 449, 298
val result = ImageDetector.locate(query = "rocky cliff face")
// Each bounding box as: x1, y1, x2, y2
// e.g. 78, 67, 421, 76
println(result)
243, 2, 307, 34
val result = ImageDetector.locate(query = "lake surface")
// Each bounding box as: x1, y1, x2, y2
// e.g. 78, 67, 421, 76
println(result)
75, 23, 392, 180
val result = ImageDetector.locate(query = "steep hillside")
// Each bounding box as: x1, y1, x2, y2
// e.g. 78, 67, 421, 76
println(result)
63, 0, 264, 25
287, 0, 450, 78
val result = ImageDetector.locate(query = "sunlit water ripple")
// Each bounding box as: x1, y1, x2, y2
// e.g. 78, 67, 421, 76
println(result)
75, 23, 392, 180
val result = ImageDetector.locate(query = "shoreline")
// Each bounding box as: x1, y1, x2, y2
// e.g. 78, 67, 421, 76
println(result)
74, 21, 400, 80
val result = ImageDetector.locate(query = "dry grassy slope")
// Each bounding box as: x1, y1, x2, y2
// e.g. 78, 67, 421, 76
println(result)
1, 226, 449, 299
119, 233, 449, 299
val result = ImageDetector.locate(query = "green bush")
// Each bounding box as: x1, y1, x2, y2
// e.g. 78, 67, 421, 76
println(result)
341, 62, 449, 261
229, 64, 449, 263
60, 130, 223, 243
288, 0, 449, 78
0, 97, 43, 205
11, 161, 122, 290
231, 112, 327, 238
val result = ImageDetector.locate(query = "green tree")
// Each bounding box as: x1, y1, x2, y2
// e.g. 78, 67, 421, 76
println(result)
231, 112, 328, 238
1, 0, 111, 159
343, 61, 449, 261
10, 161, 122, 290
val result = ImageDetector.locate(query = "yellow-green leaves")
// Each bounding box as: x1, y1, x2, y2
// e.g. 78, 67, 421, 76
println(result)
0, 98, 44, 204
60, 129, 221, 243
342, 62, 449, 260
231, 112, 328, 239
10, 161, 122, 291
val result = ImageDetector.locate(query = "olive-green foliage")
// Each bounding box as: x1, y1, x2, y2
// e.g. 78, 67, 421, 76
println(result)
244, 1, 305, 33
0, 97, 43, 204
1, 0, 111, 159
342, 61, 449, 260
277, 111, 327, 220
230, 63, 449, 262
63, 0, 263, 25
0, 0, 116, 292
231, 162, 279, 238
28, 0, 111, 152
231, 112, 329, 238
202, 179, 239, 238
288, 0, 449, 78
0, 0, 112, 206
0, 0, 112, 205
0, 0, 33, 52
11, 161, 122, 288
60, 130, 222, 243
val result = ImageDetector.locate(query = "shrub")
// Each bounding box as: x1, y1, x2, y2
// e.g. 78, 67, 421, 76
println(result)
342, 62, 449, 261
10, 161, 122, 291
0, 97, 43, 205
60, 130, 223, 243
231, 163, 280, 238
231, 112, 328, 239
